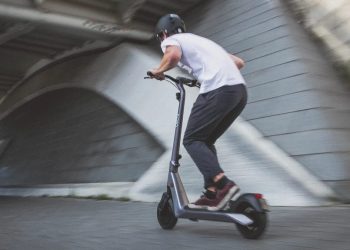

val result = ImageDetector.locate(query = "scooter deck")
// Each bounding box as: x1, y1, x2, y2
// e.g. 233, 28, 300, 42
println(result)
177, 206, 253, 226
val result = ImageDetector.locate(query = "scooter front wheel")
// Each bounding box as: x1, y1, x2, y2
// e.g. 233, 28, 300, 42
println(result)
157, 192, 178, 230
234, 202, 267, 239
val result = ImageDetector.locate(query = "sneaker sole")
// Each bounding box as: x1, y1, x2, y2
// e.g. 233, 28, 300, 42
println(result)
187, 203, 211, 210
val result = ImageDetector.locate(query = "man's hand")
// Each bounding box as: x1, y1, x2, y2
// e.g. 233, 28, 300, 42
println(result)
150, 69, 165, 80
229, 53, 245, 69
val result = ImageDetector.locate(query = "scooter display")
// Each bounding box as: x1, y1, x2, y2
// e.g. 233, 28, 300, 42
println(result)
145, 72, 269, 239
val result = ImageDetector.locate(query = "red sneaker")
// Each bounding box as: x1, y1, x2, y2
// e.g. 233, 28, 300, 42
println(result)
188, 194, 218, 210
214, 181, 240, 211
188, 183, 240, 211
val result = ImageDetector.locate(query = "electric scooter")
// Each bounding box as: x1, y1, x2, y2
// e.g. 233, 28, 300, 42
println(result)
145, 72, 269, 239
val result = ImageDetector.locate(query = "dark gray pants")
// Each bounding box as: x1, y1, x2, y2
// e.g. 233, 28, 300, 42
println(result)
183, 84, 247, 188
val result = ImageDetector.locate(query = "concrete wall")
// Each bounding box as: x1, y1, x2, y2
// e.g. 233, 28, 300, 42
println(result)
0, 88, 164, 185
184, 0, 350, 199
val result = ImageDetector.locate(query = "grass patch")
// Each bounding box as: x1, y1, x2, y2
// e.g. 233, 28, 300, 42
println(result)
40, 193, 132, 202
86, 195, 131, 201
82, 194, 112, 200
116, 197, 131, 202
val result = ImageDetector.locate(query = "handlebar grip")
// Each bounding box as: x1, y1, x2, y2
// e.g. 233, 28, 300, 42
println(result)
147, 71, 154, 77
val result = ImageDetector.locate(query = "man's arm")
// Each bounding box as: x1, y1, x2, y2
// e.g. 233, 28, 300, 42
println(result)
151, 45, 182, 80
229, 54, 245, 69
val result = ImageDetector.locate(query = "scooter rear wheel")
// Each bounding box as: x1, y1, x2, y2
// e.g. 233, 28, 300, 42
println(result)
235, 202, 267, 239
157, 194, 178, 230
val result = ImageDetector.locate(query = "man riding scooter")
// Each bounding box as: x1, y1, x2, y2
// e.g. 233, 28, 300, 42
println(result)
150, 14, 247, 211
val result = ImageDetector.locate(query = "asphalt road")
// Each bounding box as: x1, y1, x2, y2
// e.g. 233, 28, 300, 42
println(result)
0, 197, 349, 250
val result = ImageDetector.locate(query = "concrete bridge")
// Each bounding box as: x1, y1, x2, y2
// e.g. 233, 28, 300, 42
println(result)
0, 0, 349, 206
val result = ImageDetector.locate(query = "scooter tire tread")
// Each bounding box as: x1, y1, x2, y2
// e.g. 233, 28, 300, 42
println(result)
157, 196, 178, 230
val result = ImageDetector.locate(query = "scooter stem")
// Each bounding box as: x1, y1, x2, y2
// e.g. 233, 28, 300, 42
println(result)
167, 82, 190, 207
169, 82, 186, 172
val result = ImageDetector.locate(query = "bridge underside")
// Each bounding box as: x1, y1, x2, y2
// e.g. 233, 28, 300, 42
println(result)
0, 0, 349, 205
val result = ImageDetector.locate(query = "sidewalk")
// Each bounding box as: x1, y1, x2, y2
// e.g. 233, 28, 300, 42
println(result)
0, 197, 349, 250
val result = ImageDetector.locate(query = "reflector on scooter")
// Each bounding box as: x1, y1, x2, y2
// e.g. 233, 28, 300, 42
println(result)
255, 193, 263, 199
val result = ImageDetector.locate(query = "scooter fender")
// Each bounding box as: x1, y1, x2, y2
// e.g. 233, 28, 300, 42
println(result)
231, 193, 268, 213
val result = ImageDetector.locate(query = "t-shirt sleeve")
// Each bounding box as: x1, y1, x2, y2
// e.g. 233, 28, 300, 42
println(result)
160, 37, 181, 53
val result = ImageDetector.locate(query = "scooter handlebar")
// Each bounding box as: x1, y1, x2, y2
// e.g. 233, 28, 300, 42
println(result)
144, 71, 154, 79
145, 71, 200, 88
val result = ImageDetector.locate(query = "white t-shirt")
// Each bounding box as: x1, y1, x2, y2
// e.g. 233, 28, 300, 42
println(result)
161, 33, 245, 94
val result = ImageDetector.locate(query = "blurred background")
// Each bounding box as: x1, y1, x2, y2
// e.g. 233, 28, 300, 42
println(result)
0, 0, 349, 207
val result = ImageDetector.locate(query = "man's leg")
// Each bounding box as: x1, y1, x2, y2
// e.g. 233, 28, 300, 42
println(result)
183, 93, 224, 189
205, 85, 247, 209
183, 85, 247, 209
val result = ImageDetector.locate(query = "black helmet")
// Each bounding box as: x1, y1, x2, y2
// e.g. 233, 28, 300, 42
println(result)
155, 14, 186, 41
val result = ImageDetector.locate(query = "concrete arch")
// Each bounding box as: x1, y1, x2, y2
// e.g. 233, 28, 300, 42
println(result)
0, 86, 165, 186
